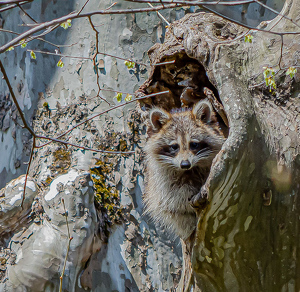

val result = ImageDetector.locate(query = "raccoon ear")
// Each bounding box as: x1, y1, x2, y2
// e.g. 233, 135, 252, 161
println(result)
192, 100, 213, 124
149, 108, 170, 131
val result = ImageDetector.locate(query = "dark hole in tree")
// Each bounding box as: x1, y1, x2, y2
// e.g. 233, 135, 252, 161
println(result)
139, 52, 228, 136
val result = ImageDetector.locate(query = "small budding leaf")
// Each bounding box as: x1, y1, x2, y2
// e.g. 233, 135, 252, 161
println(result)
244, 34, 253, 43
20, 40, 27, 48
125, 94, 132, 102
124, 60, 135, 69
60, 19, 72, 29
265, 76, 276, 92
6, 46, 14, 51
263, 66, 275, 79
114, 92, 123, 102
286, 67, 297, 79
263, 67, 276, 91
57, 59, 64, 68
43, 102, 49, 109
30, 50, 36, 59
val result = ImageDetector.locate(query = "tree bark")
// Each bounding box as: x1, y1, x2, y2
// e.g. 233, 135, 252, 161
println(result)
137, 1, 300, 290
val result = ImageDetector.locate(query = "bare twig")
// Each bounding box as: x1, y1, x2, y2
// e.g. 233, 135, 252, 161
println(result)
147, 2, 170, 26
25, 24, 60, 43
17, 3, 38, 23
77, 0, 90, 16
36, 138, 135, 154
154, 60, 175, 66
128, 0, 255, 6
253, 0, 300, 30
0, 0, 31, 13
0, 0, 32, 4
27, 49, 92, 60
104, 2, 117, 11
96, 52, 148, 66
0, 28, 79, 49
0, 4, 182, 53
37, 91, 169, 148
98, 88, 135, 95
21, 136, 35, 208
88, 16, 110, 105
28, 48, 149, 67
59, 198, 73, 292
278, 35, 284, 69
0, 61, 35, 136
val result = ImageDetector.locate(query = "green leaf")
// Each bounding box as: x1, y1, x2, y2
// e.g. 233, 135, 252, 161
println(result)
6, 46, 14, 51
57, 59, 64, 68
114, 92, 122, 102
43, 102, 49, 109
265, 76, 276, 91
263, 67, 275, 79
286, 67, 297, 79
124, 60, 135, 69
20, 39, 27, 48
125, 94, 132, 102
30, 50, 36, 59
60, 19, 72, 29
262, 67, 277, 91
244, 34, 253, 43
263, 67, 269, 79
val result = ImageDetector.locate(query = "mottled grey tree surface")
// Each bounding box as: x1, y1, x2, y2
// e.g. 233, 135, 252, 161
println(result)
0, 1, 185, 291
0, 0, 298, 291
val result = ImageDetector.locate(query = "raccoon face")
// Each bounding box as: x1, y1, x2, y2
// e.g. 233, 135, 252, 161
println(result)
147, 100, 225, 171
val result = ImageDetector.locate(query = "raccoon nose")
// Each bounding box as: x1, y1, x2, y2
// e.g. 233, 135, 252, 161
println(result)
180, 160, 191, 169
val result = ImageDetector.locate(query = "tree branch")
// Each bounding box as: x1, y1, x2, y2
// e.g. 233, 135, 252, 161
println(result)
0, 0, 32, 4
17, 3, 38, 23
0, 4, 182, 54
21, 136, 35, 208
0, 0, 31, 13
128, 0, 255, 5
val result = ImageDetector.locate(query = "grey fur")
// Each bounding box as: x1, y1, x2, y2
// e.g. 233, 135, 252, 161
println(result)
144, 100, 225, 240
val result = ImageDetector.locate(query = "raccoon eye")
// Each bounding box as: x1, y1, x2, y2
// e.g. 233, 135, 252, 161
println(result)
159, 143, 179, 157
190, 141, 209, 151
169, 143, 179, 152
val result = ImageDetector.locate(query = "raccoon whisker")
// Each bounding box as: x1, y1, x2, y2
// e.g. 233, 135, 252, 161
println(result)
196, 147, 210, 155
161, 164, 178, 171
157, 155, 176, 162
156, 159, 178, 170
193, 151, 214, 165
196, 150, 213, 158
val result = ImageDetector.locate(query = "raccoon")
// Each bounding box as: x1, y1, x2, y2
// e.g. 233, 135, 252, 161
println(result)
144, 100, 226, 240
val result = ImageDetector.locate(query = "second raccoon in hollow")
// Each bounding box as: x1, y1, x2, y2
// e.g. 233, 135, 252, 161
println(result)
144, 100, 226, 240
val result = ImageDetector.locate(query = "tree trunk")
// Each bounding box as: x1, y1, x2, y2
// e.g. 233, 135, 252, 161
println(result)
137, 1, 300, 291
